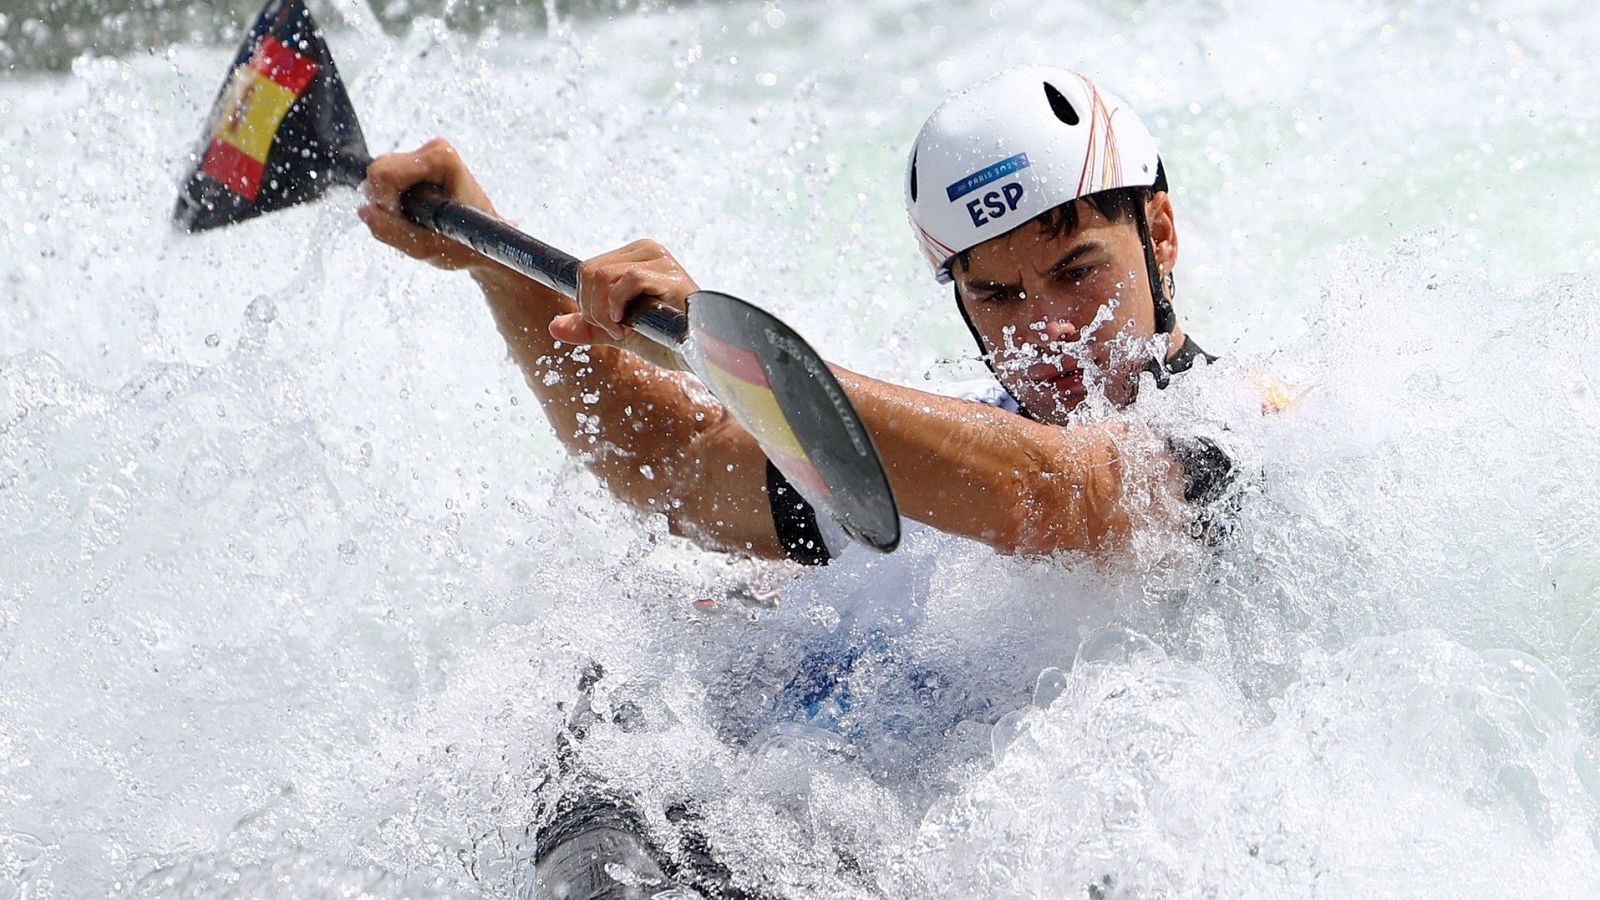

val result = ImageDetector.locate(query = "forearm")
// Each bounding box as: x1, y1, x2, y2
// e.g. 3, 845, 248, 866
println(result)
834, 370, 1183, 554
470, 265, 704, 492
469, 265, 783, 555
359, 142, 781, 555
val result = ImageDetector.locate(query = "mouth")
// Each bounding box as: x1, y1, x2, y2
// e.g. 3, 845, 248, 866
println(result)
1026, 363, 1085, 398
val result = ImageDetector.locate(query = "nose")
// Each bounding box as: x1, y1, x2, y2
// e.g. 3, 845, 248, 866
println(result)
1034, 314, 1079, 345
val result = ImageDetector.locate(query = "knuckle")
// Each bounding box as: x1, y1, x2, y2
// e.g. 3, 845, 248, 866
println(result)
614, 268, 646, 292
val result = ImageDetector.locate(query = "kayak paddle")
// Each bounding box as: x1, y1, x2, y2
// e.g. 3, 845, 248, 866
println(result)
172, 0, 899, 553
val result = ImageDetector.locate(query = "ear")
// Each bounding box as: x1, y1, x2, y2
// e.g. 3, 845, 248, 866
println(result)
1147, 191, 1178, 275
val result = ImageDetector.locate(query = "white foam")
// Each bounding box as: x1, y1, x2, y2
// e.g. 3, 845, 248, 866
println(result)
2, 0, 1599, 895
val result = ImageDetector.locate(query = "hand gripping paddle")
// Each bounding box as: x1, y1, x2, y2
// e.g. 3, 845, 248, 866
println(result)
174, 0, 899, 553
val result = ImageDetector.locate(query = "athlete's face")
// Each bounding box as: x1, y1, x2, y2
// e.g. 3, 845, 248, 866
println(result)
953, 193, 1178, 426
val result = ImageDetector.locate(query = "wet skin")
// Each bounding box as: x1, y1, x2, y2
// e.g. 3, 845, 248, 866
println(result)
952, 193, 1184, 426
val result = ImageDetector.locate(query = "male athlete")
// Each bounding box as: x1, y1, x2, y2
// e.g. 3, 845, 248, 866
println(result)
360, 67, 1232, 568
361, 66, 1235, 897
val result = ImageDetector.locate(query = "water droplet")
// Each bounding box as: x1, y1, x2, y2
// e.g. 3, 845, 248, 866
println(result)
247, 296, 276, 323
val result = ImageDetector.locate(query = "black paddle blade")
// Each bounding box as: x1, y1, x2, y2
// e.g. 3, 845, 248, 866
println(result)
686, 291, 900, 553
174, 0, 369, 232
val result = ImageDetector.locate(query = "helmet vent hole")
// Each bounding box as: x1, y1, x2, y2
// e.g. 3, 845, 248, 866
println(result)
909, 150, 920, 202
1043, 82, 1079, 126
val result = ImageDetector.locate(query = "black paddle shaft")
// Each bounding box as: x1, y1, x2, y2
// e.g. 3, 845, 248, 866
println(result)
398, 182, 688, 347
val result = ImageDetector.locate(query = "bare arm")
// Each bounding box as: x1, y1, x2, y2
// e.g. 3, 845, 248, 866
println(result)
360, 140, 787, 557
834, 370, 1184, 555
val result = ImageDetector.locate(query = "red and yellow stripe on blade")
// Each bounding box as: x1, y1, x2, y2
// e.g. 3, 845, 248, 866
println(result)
696, 328, 833, 501
200, 36, 320, 201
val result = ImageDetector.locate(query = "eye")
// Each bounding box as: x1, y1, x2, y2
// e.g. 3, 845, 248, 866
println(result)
972, 289, 1025, 305
1055, 265, 1095, 284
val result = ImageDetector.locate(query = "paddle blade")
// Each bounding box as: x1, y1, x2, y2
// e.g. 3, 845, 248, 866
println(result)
685, 291, 900, 553
174, 0, 369, 232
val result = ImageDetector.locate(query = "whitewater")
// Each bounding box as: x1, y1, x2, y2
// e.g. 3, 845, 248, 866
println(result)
2, 0, 1599, 895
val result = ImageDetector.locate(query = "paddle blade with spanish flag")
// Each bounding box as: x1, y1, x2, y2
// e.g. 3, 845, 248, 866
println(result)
686, 291, 900, 553
174, 0, 369, 232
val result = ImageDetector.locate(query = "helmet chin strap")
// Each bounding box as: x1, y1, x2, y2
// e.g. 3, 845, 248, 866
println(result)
953, 196, 1176, 418
1133, 197, 1180, 389
1134, 200, 1177, 337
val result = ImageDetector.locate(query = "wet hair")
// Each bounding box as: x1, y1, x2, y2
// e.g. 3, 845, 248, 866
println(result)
953, 186, 1150, 275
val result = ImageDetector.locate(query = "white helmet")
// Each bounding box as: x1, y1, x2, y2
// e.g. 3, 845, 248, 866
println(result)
905, 67, 1162, 283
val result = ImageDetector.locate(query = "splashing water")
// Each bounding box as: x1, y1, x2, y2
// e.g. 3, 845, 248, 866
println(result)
3, 0, 1599, 896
